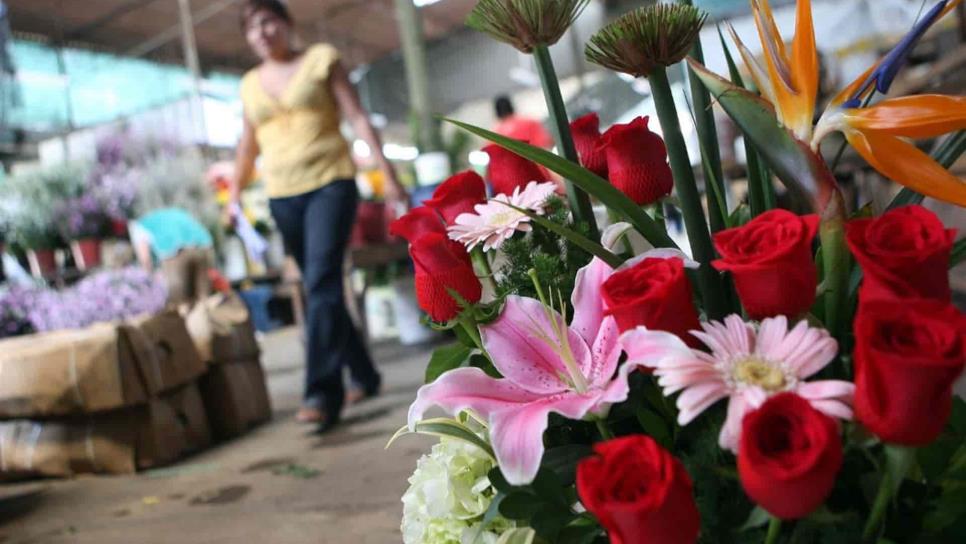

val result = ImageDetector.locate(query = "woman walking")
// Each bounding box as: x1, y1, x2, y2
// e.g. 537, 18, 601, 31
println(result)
229, 0, 406, 431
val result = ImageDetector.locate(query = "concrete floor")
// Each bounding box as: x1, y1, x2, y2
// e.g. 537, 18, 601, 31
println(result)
0, 328, 439, 544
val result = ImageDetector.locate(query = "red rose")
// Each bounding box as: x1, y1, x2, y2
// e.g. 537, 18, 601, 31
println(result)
601, 256, 701, 345
389, 206, 445, 244
423, 171, 487, 225
712, 210, 820, 319
570, 112, 608, 178
853, 298, 966, 446
410, 232, 481, 322
483, 143, 549, 197
577, 435, 700, 544
598, 116, 673, 205
738, 393, 842, 520
846, 205, 956, 301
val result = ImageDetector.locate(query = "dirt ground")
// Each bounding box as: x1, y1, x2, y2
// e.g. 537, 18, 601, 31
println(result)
0, 328, 438, 544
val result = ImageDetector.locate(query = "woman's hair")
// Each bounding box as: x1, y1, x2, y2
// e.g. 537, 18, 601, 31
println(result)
241, 0, 292, 28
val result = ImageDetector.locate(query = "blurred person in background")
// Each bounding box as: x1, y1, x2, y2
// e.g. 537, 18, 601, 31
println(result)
130, 207, 215, 305
493, 95, 554, 148
229, 0, 406, 431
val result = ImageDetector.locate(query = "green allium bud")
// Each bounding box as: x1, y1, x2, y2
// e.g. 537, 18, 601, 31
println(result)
466, 0, 591, 53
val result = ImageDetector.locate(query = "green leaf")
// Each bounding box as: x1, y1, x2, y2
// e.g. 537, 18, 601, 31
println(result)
495, 528, 537, 544
498, 201, 623, 268
489, 467, 514, 494
531, 506, 576, 541
425, 344, 473, 383
387, 418, 495, 459
739, 506, 771, 531
499, 491, 542, 520
470, 352, 503, 378
952, 238, 966, 269
531, 468, 569, 508
688, 60, 836, 214
635, 407, 673, 449
469, 492, 507, 544
557, 517, 602, 544
444, 118, 677, 249
542, 444, 592, 487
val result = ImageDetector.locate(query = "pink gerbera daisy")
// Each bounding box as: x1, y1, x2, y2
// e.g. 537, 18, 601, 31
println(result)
620, 315, 854, 452
447, 181, 557, 252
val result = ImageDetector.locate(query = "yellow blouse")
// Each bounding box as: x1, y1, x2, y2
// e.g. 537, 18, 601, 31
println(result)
240, 43, 356, 198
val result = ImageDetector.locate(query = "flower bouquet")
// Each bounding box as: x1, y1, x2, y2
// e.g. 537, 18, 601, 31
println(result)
389, 1, 966, 543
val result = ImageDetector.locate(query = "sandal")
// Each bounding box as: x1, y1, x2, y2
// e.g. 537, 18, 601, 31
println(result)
295, 406, 327, 424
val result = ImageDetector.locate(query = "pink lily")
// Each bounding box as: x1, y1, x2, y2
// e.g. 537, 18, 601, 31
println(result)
408, 257, 643, 485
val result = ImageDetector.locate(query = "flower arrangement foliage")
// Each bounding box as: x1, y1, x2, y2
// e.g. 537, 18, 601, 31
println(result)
388, 1, 966, 543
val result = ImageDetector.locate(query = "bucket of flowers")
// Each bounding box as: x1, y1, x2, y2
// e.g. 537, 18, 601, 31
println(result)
59, 191, 111, 271
388, 1, 966, 543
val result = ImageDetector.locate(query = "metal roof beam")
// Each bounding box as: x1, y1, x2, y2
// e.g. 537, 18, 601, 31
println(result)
64, 0, 163, 41
126, 0, 243, 58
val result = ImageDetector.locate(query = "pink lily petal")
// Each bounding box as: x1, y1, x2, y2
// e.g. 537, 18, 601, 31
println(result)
719, 396, 748, 452
480, 296, 590, 394
570, 257, 613, 348
490, 392, 602, 485
586, 316, 622, 389
407, 367, 543, 430
620, 327, 695, 368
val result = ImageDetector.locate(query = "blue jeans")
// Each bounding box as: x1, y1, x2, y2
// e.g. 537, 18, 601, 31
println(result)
269, 180, 380, 420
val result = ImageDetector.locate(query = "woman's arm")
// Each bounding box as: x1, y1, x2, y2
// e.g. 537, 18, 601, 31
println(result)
329, 60, 408, 206
229, 116, 259, 207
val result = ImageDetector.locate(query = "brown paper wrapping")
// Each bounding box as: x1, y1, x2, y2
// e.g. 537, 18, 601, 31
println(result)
0, 383, 212, 479
120, 311, 207, 397
184, 294, 260, 365
0, 323, 149, 418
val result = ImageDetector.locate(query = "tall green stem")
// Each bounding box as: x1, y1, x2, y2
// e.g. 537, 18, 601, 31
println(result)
819, 192, 850, 346
863, 446, 916, 542
682, 14, 726, 233
764, 517, 782, 544
649, 68, 727, 319
595, 417, 615, 440
533, 44, 599, 240
471, 247, 498, 294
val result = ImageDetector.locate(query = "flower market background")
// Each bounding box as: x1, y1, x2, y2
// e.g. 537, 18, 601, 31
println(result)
0, 0, 962, 542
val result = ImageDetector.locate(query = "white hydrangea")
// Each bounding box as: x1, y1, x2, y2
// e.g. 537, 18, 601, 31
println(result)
401, 438, 513, 544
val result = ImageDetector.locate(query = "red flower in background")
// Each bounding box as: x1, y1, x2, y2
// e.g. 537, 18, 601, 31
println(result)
410, 232, 481, 322
577, 435, 700, 544
846, 205, 956, 301
389, 206, 445, 243
602, 255, 700, 345
570, 112, 608, 178
738, 393, 842, 520
423, 171, 487, 225
483, 143, 549, 197
713, 210, 820, 319
598, 116, 673, 205
853, 298, 966, 446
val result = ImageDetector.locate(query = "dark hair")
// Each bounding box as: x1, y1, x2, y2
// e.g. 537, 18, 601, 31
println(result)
241, 0, 292, 28
494, 95, 514, 119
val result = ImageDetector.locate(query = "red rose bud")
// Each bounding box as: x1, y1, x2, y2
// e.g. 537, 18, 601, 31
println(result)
577, 435, 700, 544
846, 205, 956, 302
853, 298, 966, 446
738, 393, 843, 520
410, 232, 481, 322
602, 256, 700, 346
713, 210, 820, 319
598, 116, 673, 205
389, 206, 445, 244
423, 170, 487, 225
570, 112, 608, 178
483, 143, 549, 197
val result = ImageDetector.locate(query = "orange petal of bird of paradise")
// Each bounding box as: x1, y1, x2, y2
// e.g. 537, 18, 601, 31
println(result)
845, 128, 966, 207
842, 95, 966, 139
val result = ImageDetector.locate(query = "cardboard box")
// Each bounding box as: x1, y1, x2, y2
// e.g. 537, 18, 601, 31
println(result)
184, 294, 260, 364
200, 361, 272, 440
0, 323, 149, 418
136, 382, 211, 470
0, 383, 211, 480
120, 311, 207, 396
